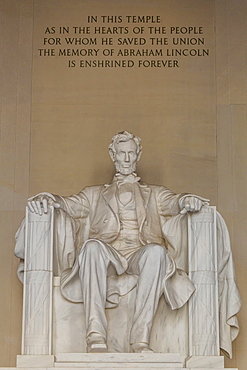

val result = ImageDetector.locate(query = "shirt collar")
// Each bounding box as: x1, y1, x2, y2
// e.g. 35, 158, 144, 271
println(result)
113, 172, 141, 186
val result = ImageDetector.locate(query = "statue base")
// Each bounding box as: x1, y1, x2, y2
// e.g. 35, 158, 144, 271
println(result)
12, 354, 238, 369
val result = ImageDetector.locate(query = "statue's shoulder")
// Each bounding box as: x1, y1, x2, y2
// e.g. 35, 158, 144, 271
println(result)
76, 184, 105, 205
141, 184, 173, 199
80, 184, 105, 195
142, 183, 166, 192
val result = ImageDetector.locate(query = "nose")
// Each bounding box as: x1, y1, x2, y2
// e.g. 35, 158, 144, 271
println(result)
124, 152, 130, 162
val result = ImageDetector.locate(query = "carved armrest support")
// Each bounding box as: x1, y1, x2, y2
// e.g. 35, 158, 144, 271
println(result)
21, 206, 54, 355
187, 205, 220, 356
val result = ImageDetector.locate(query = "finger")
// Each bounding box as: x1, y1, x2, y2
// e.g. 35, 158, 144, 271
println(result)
36, 201, 42, 215
184, 200, 192, 211
200, 197, 210, 204
188, 198, 195, 211
27, 201, 35, 213
43, 198, 48, 213
195, 199, 202, 211
31, 200, 39, 214
53, 202, 60, 209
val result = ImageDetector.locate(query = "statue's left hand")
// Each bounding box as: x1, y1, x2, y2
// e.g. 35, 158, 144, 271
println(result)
180, 195, 210, 215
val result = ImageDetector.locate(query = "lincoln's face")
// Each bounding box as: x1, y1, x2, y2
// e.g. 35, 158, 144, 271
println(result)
113, 139, 139, 175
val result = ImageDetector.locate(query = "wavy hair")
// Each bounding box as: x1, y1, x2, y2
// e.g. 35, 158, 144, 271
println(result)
108, 131, 142, 161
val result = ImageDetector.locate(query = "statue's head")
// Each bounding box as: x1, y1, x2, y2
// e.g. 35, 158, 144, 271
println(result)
109, 131, 142, 175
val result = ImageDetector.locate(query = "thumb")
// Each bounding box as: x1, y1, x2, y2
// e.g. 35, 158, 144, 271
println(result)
180, 207, 188, 215
53, 202, 61, 209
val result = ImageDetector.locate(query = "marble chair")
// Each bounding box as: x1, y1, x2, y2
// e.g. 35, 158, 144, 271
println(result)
16, 205, 241, 368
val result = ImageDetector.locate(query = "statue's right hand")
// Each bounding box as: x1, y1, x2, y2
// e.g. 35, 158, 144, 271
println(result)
27, 192, 60, 215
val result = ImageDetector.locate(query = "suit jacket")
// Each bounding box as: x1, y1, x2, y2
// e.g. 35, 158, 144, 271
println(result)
55, 180, 184, 248
14, 179, 241, 357
55, 180, 196, 310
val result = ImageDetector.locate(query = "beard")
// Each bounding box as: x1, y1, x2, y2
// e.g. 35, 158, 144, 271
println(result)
115, 161, 137, 175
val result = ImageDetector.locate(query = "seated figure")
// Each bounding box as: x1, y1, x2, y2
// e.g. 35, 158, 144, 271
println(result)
15, 131, 241, 358
24, 131, 210, 353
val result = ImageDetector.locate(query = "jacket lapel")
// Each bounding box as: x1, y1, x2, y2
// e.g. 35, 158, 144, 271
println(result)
134, 183, 151, 231
102, 182, 119, 216
139, 183, 151, 209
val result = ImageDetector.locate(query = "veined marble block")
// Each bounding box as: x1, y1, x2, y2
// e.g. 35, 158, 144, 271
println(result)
186, 355, 224, 368
55, 352, 183, 368
188, 206, 219, 356
21, 207, 54, 355
16, 355, 54, 368
14, 353, 236, 369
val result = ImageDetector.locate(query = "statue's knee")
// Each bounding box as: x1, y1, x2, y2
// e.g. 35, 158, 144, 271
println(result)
145, 243, 167, 261
80, 239, 102, 258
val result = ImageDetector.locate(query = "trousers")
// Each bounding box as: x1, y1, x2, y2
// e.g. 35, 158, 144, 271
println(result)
78, 239, 168, 345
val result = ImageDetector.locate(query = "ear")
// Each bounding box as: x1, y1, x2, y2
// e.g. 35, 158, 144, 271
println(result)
137, 149, 142, 161
109, 149, 116, 162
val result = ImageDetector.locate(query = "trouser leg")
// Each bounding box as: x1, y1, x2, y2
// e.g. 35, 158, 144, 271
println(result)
128, 244, 167, 345
78, 239, 110, 341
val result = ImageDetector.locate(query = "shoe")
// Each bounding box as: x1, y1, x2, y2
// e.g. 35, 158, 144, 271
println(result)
131, 342, 154, 353
87, 333, 107, 353
87, 342, 108, 353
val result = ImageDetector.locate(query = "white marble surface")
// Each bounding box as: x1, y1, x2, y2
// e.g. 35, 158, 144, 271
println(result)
19, 204, 239, 359
22, 208, 54, 355
16, 355, 54, 367
54, 353, 183, 367
188, 207, 219, 356
186, 356, 224, 368
53, 277, 86, 354
53, 276, 188, 355
14, 353, 237, 370
55, 352, 182, 363
6, 368, 241, 370
15, 132, 241, 360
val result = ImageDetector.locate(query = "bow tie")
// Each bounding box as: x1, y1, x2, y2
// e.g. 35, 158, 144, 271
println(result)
115, 173, 141, 186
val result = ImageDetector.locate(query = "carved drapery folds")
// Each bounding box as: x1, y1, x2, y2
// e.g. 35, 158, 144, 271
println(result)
17, 205, 241, 358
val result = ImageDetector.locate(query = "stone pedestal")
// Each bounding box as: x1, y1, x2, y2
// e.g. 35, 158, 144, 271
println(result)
12, 354, 237, 370
55, 352, 183, 368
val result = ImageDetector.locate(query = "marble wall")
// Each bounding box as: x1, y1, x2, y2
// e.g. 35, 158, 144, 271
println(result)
0, 0, 246, 368
215, 1, 247, 368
